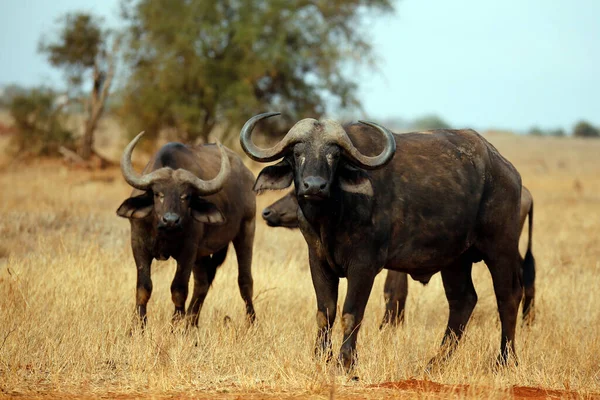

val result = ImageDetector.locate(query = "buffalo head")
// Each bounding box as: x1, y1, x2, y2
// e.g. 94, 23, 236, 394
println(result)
117, 132, 230, 229
262, 190, 299, 228
240, 113, 396, 201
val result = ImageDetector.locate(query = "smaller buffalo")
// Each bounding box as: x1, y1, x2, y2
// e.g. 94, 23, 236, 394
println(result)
262, 187, 536, 326
117, 132, 257, 328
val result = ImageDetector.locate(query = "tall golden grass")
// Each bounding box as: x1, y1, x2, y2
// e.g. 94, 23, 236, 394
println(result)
0, 133, 599, 398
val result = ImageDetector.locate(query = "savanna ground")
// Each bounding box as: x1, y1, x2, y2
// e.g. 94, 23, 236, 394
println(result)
0, 125, 599, 399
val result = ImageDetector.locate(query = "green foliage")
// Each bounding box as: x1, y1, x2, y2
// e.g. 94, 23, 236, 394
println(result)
528, 126, 544, 136
573, 120, 600, 138
411, 114, 451, 130
38, 11, 118, 160
528, 126, 566, 137
8, 87, 74, 156
119, 0, 393, 143
0, 84, 27, 108
39, 13, 105, 88
548, 128, 565, 137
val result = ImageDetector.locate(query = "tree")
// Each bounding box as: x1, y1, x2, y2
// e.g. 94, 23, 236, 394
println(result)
8, 87, 73, 156
119, 0, 393, 144
0, 84, 27, 108
39, 12, 119, 160
411, 114, 451, 130
528, 126, 544, 136
573, 120, 600, 138
548, 128, 565, 137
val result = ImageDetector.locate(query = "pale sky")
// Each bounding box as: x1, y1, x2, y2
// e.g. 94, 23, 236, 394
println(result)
1, 0, 598, 132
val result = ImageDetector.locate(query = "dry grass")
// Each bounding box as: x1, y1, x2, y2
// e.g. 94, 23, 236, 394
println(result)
0, 133, 599, 399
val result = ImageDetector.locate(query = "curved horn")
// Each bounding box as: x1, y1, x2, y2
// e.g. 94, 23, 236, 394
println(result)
173, 142, 231, 195
336, 120, 397, 170
240, 112, 301, 162
120, 131, 172, 190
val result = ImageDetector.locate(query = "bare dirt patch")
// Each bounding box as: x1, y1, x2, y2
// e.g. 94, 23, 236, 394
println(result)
371, 379, 595, 399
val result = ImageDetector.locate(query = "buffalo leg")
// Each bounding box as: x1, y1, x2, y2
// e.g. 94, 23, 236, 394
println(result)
171, 261, 193, 323
487, 252, 522, 365
428, 256, 477, 368
310, 253, 339, 362
186, 257, 218, 327
339, 269, 376, 372
380, 271, 408, 328
133, 248, 153, 329
233, 218, 256, 322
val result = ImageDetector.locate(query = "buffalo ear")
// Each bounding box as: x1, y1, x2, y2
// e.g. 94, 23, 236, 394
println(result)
117, 193, 154, 219
338, 165, 373, 196
191, 198, 226, 225
253, 160, 293, 193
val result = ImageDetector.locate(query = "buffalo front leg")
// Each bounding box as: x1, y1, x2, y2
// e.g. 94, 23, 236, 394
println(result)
171, 260, 193, 324
309, 253, 339, 362
233, 218, 256, 322
427, 256, 477, 369
133, 248, 153, 329
380, 270, 408, 328
339, 269, 376, 372
186, 256, 218, 327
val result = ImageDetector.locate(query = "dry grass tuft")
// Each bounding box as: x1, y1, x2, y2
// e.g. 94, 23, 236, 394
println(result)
0, 134, 599, 398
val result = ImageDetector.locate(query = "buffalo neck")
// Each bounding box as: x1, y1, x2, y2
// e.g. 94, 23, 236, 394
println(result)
297, 187, 375, 274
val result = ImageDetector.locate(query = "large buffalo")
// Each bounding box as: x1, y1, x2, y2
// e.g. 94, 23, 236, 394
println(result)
241, 112, 531, 371
117, 133, 257, 327
262, 187, 536, 327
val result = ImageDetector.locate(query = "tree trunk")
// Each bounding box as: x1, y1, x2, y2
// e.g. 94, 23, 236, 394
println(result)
80, 94, 104, 160
80, 116, 96, 160
78, 40, 117, 161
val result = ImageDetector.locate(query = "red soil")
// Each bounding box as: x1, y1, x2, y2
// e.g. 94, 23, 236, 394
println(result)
371, 379, 594, 399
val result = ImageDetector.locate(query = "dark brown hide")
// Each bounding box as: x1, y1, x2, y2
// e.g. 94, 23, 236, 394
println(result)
117, 141, 257, 327
262, 185, 536, 328
243, 115, 525, 371
262, 190, 299, 228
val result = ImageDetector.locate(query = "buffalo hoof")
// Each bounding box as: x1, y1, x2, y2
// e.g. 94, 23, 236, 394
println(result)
314, 346, 334, 364
338, 350, 357, 374
424, 356, 445, 374
245, 306, 257, 325
494, 353, 518, 370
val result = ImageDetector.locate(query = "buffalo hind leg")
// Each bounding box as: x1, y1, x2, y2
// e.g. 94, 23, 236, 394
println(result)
487, 251, 522, 365
380, 270, 408, 329
339, 269, 376, 372
310, 253, 339, 362
233, 218, 256, 323
427, 255, 477, 369
186, 255, 219, 327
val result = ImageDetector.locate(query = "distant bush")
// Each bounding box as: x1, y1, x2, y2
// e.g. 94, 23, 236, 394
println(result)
548, 128, 566, 137
528, 126, 544, 136
8, 87, 74, 156
528, 127, 565, 137
573, 121, 600, 138
411, 115, 451, 130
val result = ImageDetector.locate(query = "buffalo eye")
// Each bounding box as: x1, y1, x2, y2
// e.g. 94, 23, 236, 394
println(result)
180, 194, 189, 202
154, 192, 165, 203
326, 153, 335, 166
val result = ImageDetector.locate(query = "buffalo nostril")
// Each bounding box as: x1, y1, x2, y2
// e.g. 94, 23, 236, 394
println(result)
162, 213, 180, 225
303, 177, 328, 193
262, 209, 272, 218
